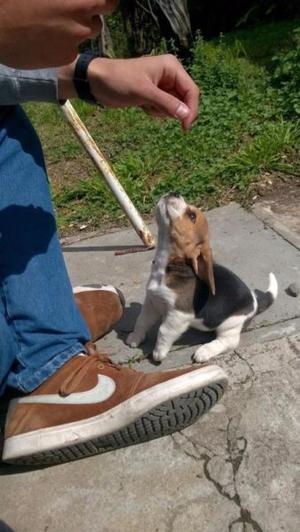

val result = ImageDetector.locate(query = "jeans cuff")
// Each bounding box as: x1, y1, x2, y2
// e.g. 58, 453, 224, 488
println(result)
14, 342, 86, 393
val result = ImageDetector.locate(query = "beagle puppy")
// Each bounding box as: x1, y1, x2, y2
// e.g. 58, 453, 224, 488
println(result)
126, 193, 278, 363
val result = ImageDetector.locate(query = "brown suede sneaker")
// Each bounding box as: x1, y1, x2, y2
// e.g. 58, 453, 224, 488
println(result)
73, 284, 125, 341
2, 353, 227, 466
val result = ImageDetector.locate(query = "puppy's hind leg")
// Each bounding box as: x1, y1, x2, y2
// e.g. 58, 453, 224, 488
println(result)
126, 296, 161, 347
193, 316, 245, 363
153, 310, 193, 363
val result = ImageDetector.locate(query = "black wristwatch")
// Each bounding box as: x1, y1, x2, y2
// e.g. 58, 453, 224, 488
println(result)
73, 52, 99, 104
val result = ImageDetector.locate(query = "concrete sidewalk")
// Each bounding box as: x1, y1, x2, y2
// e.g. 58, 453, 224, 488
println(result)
1, 202, 299, 532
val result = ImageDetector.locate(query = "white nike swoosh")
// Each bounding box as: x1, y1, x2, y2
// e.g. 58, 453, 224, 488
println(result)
16, 375, 116, 405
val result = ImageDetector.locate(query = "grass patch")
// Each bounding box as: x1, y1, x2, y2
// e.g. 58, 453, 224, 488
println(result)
222, 19, 300, 68
25, 21, 300, 236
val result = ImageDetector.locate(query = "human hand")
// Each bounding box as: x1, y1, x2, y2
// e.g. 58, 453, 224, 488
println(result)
0, 0, 118, 68
59, 55, 200, 129
89, 55, 200, 129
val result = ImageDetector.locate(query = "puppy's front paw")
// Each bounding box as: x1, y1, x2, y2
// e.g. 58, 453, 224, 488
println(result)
193, 346, 213, 363
126, 332, 144, 348
152, 349, 168, 363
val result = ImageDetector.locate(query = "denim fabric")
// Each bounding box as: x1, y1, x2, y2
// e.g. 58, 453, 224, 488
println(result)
0, 106, 90, 395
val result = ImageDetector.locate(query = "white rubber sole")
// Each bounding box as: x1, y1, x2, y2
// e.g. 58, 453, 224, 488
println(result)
3, 365, 227, 464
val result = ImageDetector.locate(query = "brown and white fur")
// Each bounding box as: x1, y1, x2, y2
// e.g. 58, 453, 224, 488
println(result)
126, 193, 278, 363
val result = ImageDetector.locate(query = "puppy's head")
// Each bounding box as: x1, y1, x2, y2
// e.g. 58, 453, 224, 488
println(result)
156, 193, 215, 294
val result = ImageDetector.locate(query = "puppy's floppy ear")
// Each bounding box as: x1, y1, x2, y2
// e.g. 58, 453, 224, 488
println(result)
192, 242, 216, 295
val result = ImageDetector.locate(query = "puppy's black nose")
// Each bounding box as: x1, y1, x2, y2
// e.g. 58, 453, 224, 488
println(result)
167, 192, 180, 198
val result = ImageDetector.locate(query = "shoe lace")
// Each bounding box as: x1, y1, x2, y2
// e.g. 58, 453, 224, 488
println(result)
59, 345, 122, 397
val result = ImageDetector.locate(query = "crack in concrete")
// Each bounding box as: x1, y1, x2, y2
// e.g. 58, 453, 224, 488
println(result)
246, 314, 300, 333
228, 510, 264, 532
226, 419, 263, 532
234, 350, 256, 387
287, 337, 300, 357
170, 421, 264, 532
256, 214, 300, 252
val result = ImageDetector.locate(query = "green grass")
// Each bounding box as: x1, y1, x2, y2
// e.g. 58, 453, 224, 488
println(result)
25, 20, 300, 236
222, 19, 300, 68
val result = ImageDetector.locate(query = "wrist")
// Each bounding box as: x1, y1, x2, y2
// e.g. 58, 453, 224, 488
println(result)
87, 57, 117, 106
58, 54, 102, 102
58, 59, 78, 100
73, 52, 100, 103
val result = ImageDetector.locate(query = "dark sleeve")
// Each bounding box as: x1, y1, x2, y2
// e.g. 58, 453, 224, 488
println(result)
0, 65, 58, 104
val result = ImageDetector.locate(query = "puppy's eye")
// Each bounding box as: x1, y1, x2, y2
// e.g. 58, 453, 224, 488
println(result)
187, 211, 197, 223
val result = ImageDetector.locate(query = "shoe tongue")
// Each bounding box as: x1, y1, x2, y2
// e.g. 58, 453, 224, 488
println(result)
85, 341, 99, 356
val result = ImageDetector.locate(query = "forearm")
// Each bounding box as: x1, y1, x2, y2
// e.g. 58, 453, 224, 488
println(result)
0, 64, 58, 105
57, 60, 78, 100
0, 59, 98, 105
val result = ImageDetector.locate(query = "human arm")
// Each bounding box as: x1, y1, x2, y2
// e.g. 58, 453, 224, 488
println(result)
58, 54, 200, 129
0, 54, 199, 129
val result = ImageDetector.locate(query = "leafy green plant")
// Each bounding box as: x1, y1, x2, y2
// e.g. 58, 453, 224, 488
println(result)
190, 33, 249, 92
271, 28, 300, 117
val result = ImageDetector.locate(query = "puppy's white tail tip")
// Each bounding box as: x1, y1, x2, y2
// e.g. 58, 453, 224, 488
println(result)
268, 272, 278, 299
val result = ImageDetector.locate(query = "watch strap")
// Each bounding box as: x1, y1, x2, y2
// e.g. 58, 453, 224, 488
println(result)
73, 52, 99, 103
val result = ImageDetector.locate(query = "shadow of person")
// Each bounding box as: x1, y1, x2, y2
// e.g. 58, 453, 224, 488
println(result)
0, 520, 15, 531
0, 205, 56, 277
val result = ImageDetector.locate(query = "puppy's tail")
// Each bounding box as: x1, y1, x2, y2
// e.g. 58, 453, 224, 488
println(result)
254, 272, 278, 315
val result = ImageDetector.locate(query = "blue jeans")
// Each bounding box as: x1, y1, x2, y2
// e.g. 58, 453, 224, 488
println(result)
0, 106, 90, 396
